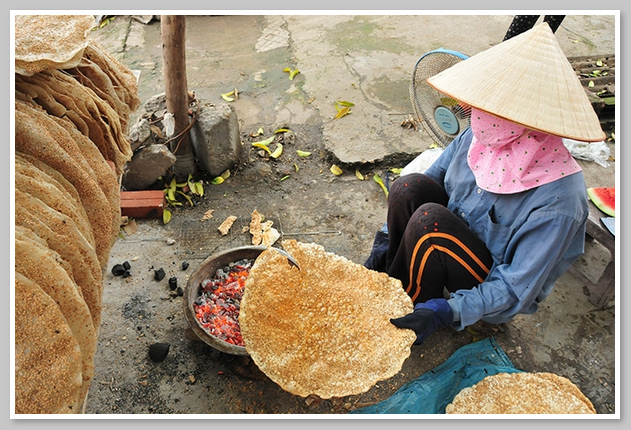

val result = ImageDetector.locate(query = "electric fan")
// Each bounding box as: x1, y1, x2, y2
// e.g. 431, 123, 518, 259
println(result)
410, 48, 471, 147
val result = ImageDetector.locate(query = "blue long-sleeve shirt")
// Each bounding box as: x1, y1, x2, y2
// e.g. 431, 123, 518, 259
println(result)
424, 128, 588, 330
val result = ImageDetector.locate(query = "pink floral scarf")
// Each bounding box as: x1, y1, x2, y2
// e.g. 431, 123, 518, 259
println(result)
467, 108, 581, 194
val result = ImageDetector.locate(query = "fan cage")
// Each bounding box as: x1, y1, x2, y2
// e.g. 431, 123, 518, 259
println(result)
410, 49, 471, 147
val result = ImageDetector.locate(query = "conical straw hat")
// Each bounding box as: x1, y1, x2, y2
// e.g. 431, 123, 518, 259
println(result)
427, 22, 605, 142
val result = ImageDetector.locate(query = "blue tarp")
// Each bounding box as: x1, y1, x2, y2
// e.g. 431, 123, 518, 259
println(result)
350, 337, 523, 414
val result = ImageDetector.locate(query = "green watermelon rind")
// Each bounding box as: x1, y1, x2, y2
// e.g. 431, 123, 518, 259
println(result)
587, 187, 615, 217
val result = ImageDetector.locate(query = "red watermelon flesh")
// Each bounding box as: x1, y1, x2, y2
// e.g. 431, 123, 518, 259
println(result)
587, 187, 615, 217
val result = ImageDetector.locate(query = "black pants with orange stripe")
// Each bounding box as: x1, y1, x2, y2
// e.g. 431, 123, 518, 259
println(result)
384, 173, 493, 305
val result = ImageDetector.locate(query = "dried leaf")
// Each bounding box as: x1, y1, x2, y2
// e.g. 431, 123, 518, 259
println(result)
330, 164, 343, 176
163, 209, 172, 224
177, 190, 194, 206
336, 100, 355, 107
355, 170, 365, 180
211, 176, 225, 185
167, 187, 176, 203
252, 135, 275, 146
296, 150, 312, 157
389, 167, 403, 175
334, 106, 351, 119
221, 90, 235, 102
275, 128, 290, 134
597, 59, 603, 67
284, 67, 300, 80
294, 163, 299, 172
220, 170, 231, 180
252, 143, 272, 155
588, 81, 595, 88
280, 175, 290, 181
186, 174, 197, 194
373, 173, 389, 198
270, 143, 283, 159
194, 182, 204, 197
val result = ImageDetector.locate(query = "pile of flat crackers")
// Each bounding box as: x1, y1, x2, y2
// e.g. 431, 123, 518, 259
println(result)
14, 15, 140, 414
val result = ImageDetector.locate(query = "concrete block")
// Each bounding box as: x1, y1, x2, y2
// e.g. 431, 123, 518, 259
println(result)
121, 143, 176, 191
190, 102, 241, 177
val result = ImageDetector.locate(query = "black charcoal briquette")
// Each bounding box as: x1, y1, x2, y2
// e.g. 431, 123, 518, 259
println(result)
148, 343, 170, 362
111, 264, 126, 276
154, 268, 166, 281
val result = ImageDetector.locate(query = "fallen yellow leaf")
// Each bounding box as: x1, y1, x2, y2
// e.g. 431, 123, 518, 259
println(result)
330, 164, 343, 176
163, 209, 172, 224
270, 143, 283, 159
284, 67, 300, 80
253, 143, 272, 155
334, 106, 351, 119
221, 90, 235, 102
373, 173, 389, 198
252, 135, 275, 146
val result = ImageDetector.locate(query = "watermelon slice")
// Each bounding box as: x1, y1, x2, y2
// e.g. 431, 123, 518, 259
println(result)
587, 187, 615, 217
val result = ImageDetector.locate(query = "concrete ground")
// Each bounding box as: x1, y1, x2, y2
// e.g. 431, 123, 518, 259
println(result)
82, 14, 617, 416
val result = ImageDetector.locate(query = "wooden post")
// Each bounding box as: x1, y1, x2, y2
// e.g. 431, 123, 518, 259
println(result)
161, 15, 195, 179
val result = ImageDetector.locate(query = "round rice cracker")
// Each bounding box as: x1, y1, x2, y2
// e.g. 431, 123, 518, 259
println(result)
14, 99, 116, 267
14, 165, 95, 248
445, 372, 597, 414
14, 14, 95, 76
239, 240, 416, 399
14, 188, 103, 330
15, 230, 98, 388
14, 273, 84, 414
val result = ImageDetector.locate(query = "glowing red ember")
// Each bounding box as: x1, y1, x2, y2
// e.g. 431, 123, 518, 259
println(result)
193, 259, 253, 346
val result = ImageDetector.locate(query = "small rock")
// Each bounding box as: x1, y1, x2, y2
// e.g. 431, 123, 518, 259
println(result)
123, 261, 131, 270
176, 286, 184, 296
181, 261, 190, 271
148, 342, 170, 362
166, 238, 176, 245
168, 277, 178, 290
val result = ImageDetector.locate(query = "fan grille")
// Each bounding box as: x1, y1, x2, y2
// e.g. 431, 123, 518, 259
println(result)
411, 51, 471, 147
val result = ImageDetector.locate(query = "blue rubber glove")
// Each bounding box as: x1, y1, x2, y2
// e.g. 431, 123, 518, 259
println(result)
390, 298, 454, 345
